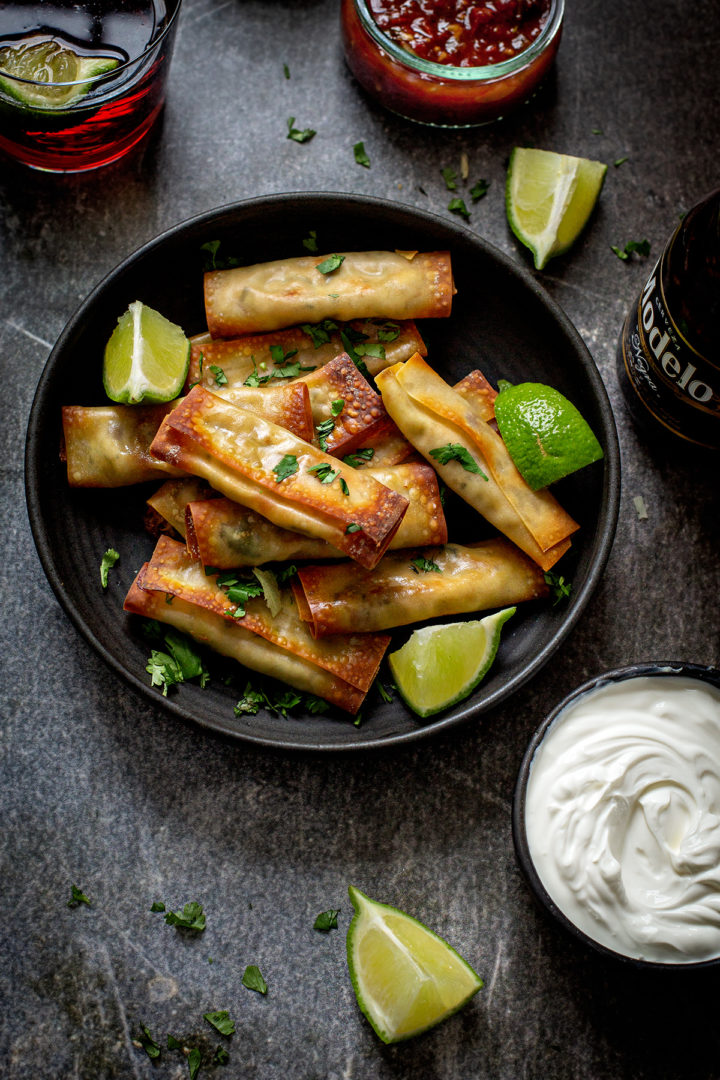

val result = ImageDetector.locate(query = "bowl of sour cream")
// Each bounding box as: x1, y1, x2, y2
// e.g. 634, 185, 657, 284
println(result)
513, 662, 720, 967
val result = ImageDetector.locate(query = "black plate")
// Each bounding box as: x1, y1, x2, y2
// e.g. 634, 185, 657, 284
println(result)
25, 192, 620, 751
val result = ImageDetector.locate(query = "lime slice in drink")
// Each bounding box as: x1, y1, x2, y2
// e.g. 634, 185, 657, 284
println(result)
388, 607, 515, 718
0, 37, 119, 110
346, 886, 483, 1044
506, 147, 607, 269
103, 301, 190, 405
494, 381, 603, 490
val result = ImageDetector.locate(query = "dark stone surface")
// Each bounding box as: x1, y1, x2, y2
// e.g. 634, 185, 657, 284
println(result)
1, 1, 719, 1077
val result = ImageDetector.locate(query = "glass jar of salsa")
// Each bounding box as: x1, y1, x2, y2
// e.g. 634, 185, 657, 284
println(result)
340, 0, 564, 127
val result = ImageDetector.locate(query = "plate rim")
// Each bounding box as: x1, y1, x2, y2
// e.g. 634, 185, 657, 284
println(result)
24, 189, 621, 752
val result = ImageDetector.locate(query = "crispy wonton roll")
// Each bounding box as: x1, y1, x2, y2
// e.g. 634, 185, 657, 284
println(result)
185, 462, 447, 569
62, 382, 313, 488
125, 566, 367, 713
141, 536, 391, 695
204, 251, 454, 337
292, 540, 549, 637
186, 319, 426, 389
146, 477, 215, 538
149, 386, 408, 569
375, 355, 578, 571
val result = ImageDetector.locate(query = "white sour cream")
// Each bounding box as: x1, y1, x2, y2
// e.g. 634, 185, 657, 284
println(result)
525, 675, 720, 963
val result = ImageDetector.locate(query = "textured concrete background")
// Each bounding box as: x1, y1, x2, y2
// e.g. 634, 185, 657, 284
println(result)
1, 1, 719, 1077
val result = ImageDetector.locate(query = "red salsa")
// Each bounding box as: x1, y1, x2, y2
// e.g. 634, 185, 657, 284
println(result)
367, 0, 552, 68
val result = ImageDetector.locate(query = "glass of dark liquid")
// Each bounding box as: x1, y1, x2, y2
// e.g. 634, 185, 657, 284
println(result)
0, 0, 182, 172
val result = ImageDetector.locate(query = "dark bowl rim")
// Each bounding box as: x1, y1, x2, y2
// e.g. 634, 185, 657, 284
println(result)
25, 189, 620, 752
512, 660, 720, 970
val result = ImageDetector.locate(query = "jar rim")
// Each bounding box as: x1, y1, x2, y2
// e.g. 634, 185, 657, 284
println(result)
352, 0, 565, 81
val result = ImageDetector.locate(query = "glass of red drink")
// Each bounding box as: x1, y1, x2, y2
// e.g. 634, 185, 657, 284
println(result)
0, 0, 182, 172
341, 0, 564, 127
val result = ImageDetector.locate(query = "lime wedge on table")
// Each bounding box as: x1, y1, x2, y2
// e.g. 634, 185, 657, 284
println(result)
506, 147, 607, 269
494, 382, 603, 490
103, 302, 190, 405
388, 607, 515, 719
0, 37, 118, 110
346, 886, 483, 1044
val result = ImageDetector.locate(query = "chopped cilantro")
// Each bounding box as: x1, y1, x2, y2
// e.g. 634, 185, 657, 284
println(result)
339, 477, 350, 496
592, 127, 603, 134
316, 416, 336, 452
613, 156, 629, 167
210, 364, 228, 387
308, 462, 339, 484
214, 1045, 230, 1065
269, 344, 298, 366
429, 443, 487, 478
100, 548, 119, 589
343, 447, 374, 467
138, 1025, 161, 1061
410, 557, 441, 574
203, 1011, 236, 1037
611, 238, 651, 261
301, 318, 338, 347
188, 1047, 202, 1080
68, 883, 91, 908
375, 321, 400, 342
339, 330, 372, 379
269, 690, 303, 717
448, 197, 471, 221
345, 523, 361, 534
273, 454, 299, 482
234, 683, 266, 716
331, 398, 345, 416
316, 253, 345, 275
544, 570, 573, 606
161, 901, 206, 931
377, 682, 394, 703
287, 116, 316, 143
242, 965, 268, 994
305, 695, 330, 715
200, 240, 240, 272
167, 1034, 182, 1050
314, 909, 340, 931
302, 230, 319, 253
353, 140, 371, 168
441, 166, 457, 191
283, 62, 290, 79
224, 580, 263, 618
150, 901, 166, 913
275, 563, 298, 585
146, 649, 184, 696
470, 178, 489, 201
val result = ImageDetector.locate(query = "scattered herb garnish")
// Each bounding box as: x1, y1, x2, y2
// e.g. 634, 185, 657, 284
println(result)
410, 557, 441, 574
269, 344, 298, 366
242, 965, 268, 994
100, 548, 119, 589
375, 321, 400, 342
203, 1011, 236, 1037
470, 178, 489, 202
354, 140, 371, 167
283, 62, 290, 79
210, 364, 228, 387
167, 1034, 183, 1050
233, 683, 267, 716
316, 412, 338, 452
544, 570, 573, 606
302, 230, 319, 253
316, 253, 345, 275
429, 443, 488, 478
305, 695, 330, 715
145, 627, 210, 697
441, 165, 457, 191
592, 127, 603, 135
611, 238, 651, 261
343, 447, 374, 467
150, 901, 166, 913
275, 563, 298, 585
68, 884, 91, 908
214, 1046, 230, 1065
200, 240, 240, 272
162, 901, 206, 931
331, 398, 345, 416
273, 454, 299, 483
308, 462, 340, 485
223, 577, 264, 619
233, 681, 325, 718
314, 909, 340, 931
613, 156, 629, 167
448, 197, 471, 221
345, 522, 361, 534
286, 116, 316, 143
339, 329, 374, 379
301, 318, 338, 346
377, 682, 394, 703
188, 1047, 202, 1080
138, 1025, 161, 1061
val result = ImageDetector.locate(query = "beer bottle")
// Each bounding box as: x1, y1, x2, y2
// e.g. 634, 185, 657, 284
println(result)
616, 188, 720, 451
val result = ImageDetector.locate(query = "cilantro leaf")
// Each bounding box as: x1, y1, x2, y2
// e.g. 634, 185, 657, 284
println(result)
343, 447, 374, 467
242, 965, 268, 994
138, 1025, 161, 1061
429, 443, 488, 478
146, 649, 184, 696
100, 548, 119, 589
224, 580, 263, 618
613, 156, 629, 167
68, 883, 91, 908
410, 557, 441, 574
283, 62, 290, 79
316, 253, 345, 275
345, 522, 361, 534
275, 563, 298, 585
203, 1011, 236, 1037
209, 364, 228, 387
302, 230, 319, 253
544, 570, 573, 606
377, 682, 394, 703
269, 344, 298, 366
163, 901, 206, 931
305, 695, 330, 715
268, 690, 303, 717
214, 1046, 230, 1065
448, 197, 471, 221
441, 166, 457, 191
273, 454, 299, 482
315, 416, 336, 452
470, 178, 489, 202
308, 462, 339, 484
353, 140, 371, 167
188, 1047, 202, 1080
200, 240, 240, 272
339, 330, 371, 379
375, 321, 400, 342
301, 318, 338, 347
234, 683, 266, 716
167, 1034, 182, 1050
287, 116, 316, 143
150, 901, 166, 913
612, 238, 651, 261
313, 909, 340, 931
331, 398, 345, 416
163, 629, 210, 684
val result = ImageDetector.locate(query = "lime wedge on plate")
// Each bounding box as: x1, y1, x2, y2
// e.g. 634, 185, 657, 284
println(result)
103, 301, 190, 405
388, 607, 515, 718
506, 147, 607, 269
494, 381, 603, 489
346, 886, 482, 1044
0, 37, 119, 110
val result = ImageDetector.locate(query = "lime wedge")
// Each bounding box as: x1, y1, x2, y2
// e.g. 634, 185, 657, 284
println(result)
506, 147, 607, 269
103, 301, 190, 405
346, 886, 482, 1044
494, 381, 603, 489
388, 608, 515, 718
0, 37, 119, 110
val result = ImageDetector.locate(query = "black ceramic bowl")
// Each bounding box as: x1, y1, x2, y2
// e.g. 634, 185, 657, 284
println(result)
513, 661, 720, 970
25, 191, 620, 752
